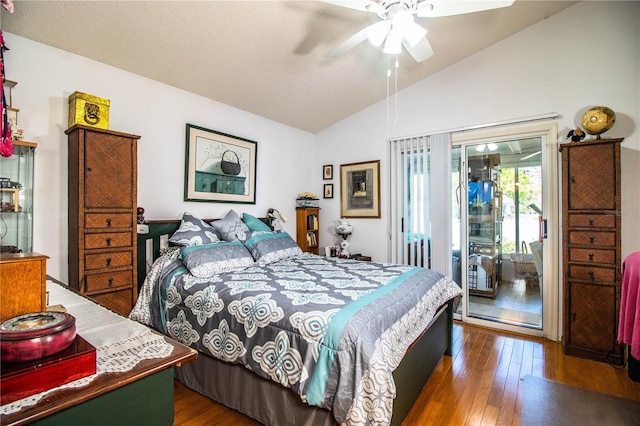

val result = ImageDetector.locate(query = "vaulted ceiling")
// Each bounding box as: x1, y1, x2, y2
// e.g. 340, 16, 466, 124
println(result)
1, 1, 576, 133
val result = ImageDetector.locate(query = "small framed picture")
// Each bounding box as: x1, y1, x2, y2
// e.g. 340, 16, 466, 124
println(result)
324, 183, 334, 199
323, 164, 333, 180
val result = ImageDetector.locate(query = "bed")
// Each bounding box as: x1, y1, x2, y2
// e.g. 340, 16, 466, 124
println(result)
130, 212, 462, 426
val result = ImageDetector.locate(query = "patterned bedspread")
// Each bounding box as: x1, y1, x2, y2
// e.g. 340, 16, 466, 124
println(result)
131, 252, 462, 425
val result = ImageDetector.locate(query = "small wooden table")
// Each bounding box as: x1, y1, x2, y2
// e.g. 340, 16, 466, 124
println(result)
1, 279, 197, 426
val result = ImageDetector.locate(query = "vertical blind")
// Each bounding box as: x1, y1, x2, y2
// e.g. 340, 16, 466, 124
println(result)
389, 133, 452, 277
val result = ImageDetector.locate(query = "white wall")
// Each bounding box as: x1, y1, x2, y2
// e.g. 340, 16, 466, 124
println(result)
3, 33, 315, 282
315, 1, 640, 263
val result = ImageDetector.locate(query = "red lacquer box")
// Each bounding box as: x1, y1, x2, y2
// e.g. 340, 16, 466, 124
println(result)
0, 335, 97, 405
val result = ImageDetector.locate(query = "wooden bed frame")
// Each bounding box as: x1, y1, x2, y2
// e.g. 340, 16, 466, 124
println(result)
135, 220, 454, 425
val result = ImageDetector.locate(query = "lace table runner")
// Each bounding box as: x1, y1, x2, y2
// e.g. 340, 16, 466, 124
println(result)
1, 281, 174, 415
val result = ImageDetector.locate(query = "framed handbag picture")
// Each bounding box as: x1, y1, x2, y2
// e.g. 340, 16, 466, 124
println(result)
184, 124, 257, 204
340, 160, 380, 218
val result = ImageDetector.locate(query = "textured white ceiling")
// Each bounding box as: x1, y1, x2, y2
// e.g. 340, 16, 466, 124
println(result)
1, 0, 576, 133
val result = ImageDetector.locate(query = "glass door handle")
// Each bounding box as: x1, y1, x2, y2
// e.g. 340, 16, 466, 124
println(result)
539, 218, 548, 240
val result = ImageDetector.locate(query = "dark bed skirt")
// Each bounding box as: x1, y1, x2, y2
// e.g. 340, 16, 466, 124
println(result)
173, 301, 452, 426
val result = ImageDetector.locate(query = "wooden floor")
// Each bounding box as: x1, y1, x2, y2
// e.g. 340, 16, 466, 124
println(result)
174, 322, 640, 425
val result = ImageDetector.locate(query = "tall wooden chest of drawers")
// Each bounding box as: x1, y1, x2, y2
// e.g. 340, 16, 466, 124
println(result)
560, 138, 624, 365
66, 125, 141, 316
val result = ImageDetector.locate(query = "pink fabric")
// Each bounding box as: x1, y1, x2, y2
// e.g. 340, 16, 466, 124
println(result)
618, 251, 640, 359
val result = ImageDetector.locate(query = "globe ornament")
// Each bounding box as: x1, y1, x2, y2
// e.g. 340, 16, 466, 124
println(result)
581, 106, 616, 138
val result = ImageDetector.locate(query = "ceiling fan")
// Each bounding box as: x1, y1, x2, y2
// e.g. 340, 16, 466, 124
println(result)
324, 0, 515, 62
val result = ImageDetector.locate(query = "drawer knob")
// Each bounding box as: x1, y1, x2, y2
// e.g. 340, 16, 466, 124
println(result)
589, 252, 594, 261
106, 237, 111, 246
589, 218, 594, 226
108, 277, 113, 287
106, 218, 112, 227
570, 176, 576, 183
589, 235, 595, 244
106, 257, 111, 267
588, 271, 595, 280
571, 312, 576, 321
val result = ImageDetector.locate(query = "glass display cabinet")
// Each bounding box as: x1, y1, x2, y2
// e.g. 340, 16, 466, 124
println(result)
0, 140, 36, 253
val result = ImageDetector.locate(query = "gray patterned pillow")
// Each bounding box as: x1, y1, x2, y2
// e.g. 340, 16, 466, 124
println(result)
169, 213, 221, 246
180, 241, 254, 278
243, 231, 302, 265
212, 209, 250, 241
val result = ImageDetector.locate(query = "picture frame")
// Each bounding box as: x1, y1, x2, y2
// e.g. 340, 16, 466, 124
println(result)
323, 164, 333, 180
323, 183, 334, 199
184, 123, 257, 204
340, 160, 380, 218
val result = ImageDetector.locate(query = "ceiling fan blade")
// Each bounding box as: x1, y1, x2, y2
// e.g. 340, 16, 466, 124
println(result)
322, 0, 384, 14
417, 0, 515, 18
326, 26, 371, 58
401, 35, 434, 62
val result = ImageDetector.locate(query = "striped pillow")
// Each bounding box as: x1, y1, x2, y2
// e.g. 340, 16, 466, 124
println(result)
243, 231, 302, 266
180, 241, 254, 278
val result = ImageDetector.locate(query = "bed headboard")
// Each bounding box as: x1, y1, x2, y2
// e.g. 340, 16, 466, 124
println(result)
136, 218, 272, 291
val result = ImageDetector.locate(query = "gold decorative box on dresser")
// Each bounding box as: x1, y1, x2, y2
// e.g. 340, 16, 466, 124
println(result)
66, 125, 141, 317
0, 252, 49, 321
560, 138, 624, 365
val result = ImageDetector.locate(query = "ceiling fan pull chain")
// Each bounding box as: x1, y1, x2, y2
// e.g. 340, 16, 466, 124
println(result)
395, 55, 399, 126
386, 54, 391, 139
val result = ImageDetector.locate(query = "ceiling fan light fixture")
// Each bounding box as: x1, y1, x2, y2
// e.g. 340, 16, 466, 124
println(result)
392, 9, 414, 27
403, 21, 427, 47
383, 29, 402, 54
366, 21, 392, 47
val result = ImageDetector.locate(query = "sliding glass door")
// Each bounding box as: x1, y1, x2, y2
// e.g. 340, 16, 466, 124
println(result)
389, 122, 558, 338
452, 123, 558, 338
459, 138, 543, 329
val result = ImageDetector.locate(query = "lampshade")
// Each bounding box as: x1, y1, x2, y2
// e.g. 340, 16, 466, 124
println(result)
403, 22, 427, 47
383, 29, 402, 55
475, 143, 498, 152
366, 21, 392, 47
266, 208, 288, 230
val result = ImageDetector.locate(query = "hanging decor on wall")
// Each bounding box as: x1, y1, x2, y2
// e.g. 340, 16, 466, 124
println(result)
184, 124, 257, 204
340, 160, 380, 218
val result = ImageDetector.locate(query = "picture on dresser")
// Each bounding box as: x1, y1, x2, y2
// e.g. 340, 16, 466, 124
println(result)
184, 124, 257, 204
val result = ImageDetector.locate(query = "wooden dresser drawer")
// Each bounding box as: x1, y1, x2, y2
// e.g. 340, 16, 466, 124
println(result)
85, 213, 132, 229
568, 248, 616, 265
85, 232, 132, 250
85, 270, 133, 292
89, 287, 133, 317
85, 250, 132, 271
568, 213, 616, 229
568, 264, 616, 283
568, 230, 616, 247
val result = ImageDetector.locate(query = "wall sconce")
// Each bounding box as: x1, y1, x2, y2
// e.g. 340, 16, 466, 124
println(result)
266, 208, 288, 230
